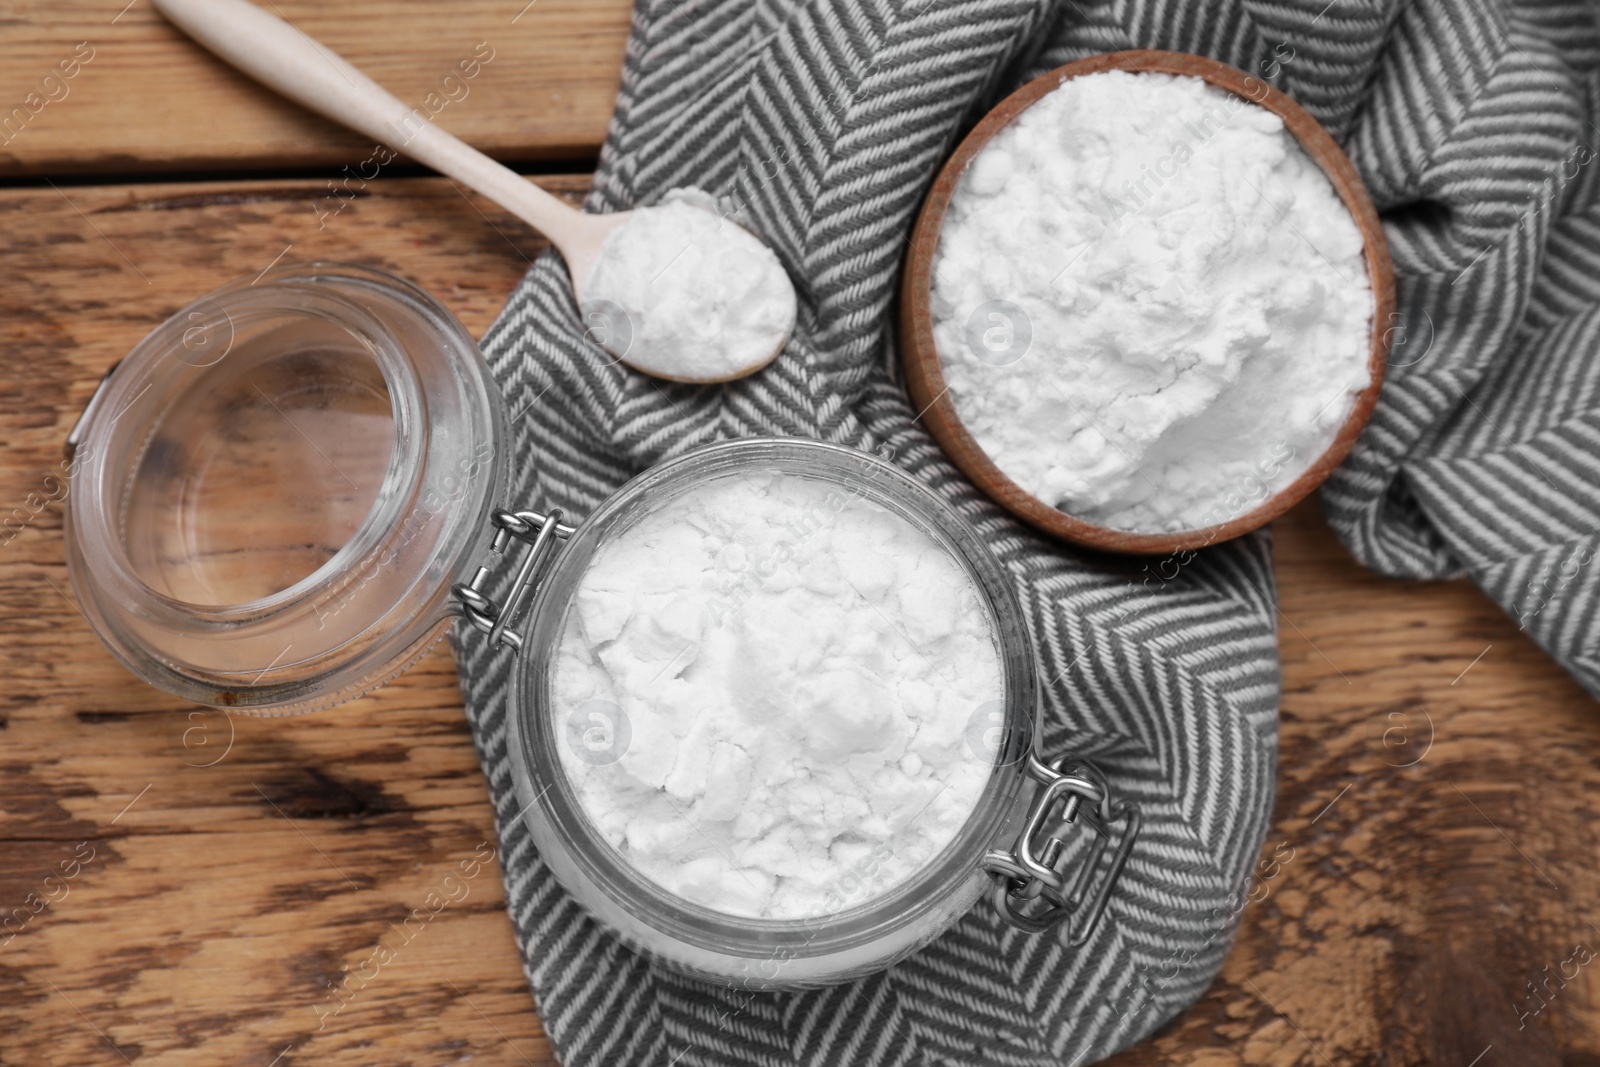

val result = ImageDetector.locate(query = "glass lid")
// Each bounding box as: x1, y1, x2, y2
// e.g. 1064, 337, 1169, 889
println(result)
64, 263, 506, 714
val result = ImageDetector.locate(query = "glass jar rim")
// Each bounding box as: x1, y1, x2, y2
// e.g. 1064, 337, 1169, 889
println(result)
71, 273, 424, 624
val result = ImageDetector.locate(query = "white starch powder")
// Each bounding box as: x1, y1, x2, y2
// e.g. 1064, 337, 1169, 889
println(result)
553, 470, 1002, 919
931, 71, 1373, 533
582, 189, 797, 383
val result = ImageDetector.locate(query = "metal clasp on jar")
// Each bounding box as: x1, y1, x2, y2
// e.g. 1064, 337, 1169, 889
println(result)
982, 753, 1140, 943
453, 507, 575, 651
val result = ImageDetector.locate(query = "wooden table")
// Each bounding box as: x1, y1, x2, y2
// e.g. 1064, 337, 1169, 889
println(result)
3, 5, 1597, 1066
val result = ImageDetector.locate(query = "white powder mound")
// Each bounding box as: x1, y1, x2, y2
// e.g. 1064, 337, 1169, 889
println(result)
931, 71, 1373, 534
553, 471, 1002, 920
582, 189, 797, 383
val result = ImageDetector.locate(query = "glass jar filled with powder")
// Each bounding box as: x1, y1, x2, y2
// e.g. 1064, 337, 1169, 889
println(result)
507, 440, 1137, 984
65, 264, 1138, 988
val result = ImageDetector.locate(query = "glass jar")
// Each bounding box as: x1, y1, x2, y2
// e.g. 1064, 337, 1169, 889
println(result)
65, 262, 505, 713
65, 263, 1139, 988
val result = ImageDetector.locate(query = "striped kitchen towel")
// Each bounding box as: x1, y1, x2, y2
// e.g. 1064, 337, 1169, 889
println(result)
454, 0, 1598, 1063
1312, 3, 1600, 689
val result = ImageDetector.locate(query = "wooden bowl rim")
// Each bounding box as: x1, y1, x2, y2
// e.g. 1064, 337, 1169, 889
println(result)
898, 49, 1396, 556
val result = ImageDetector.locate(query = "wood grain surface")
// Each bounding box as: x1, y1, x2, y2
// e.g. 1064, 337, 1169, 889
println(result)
0, 0, 629, 178
2, 184, 1598, 1066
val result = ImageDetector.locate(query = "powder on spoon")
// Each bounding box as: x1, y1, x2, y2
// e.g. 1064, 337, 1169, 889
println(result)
581, 189, 797, 383
552, 470, 1002, 920
931, 70, 1373, 534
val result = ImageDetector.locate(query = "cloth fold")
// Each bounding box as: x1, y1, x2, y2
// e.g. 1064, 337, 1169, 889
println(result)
454, 0, 1599, 1063
1316, 2, 1600, 697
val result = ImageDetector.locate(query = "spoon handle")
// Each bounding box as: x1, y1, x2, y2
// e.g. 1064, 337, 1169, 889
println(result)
152, 0, 589, 252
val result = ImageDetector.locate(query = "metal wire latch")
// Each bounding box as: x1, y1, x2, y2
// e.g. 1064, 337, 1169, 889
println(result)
453, 507, 575, 652
982, 753, 1140, 942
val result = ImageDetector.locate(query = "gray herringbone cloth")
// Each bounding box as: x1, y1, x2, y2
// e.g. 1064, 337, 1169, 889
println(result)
454, 0, 1600, 1063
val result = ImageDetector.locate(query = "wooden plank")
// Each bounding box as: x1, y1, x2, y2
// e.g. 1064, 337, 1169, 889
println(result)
0, 0, 630, 178
1, 174, 1597, 1065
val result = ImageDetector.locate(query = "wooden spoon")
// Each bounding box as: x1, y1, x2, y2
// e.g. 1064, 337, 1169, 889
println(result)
150, 0, 792, 384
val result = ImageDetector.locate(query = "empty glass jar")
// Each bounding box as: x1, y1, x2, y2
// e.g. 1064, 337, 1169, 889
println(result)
66, 262, 505, 712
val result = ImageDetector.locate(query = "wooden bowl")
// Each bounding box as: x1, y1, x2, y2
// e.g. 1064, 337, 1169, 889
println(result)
899, 50, 1395, 555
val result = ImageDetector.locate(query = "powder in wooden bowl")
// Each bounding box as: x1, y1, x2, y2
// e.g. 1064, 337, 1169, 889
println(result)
931, 70, 1373, 534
